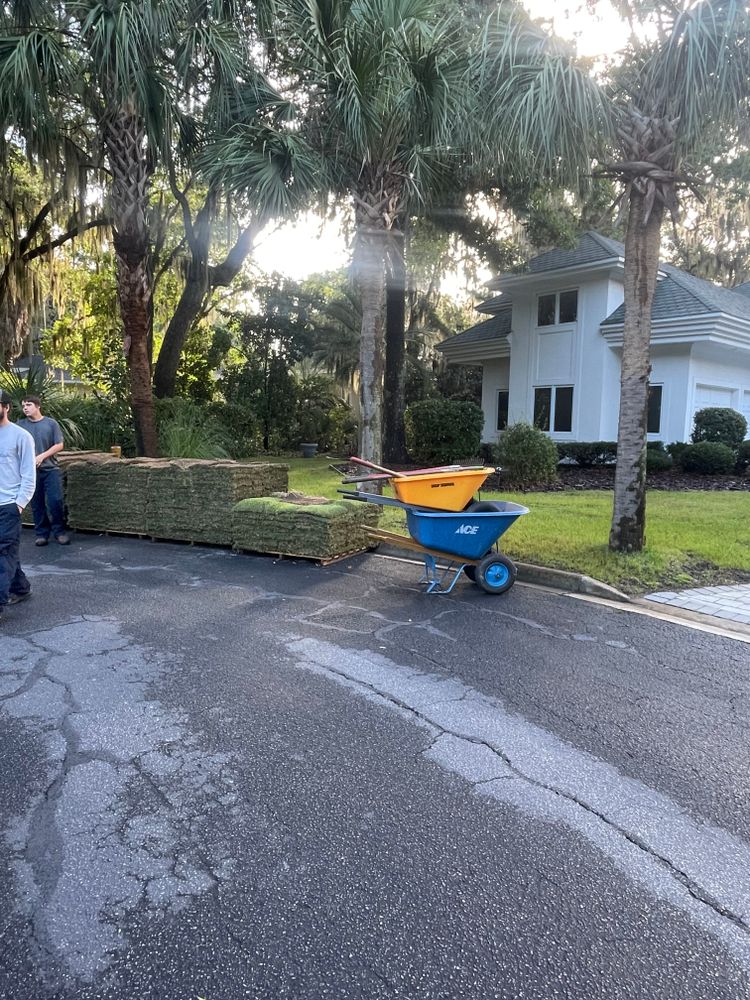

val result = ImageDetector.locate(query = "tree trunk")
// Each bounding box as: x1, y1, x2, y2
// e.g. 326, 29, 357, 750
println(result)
153, 204, 259, 399
609, 190, 664, 552
153, 268, 208, 398
105, 105, 158, 457
383, 231, 408, 464
354, 218, 387, 463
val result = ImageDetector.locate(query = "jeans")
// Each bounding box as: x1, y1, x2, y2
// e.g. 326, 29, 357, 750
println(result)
31, 466, 66, 540
0, 502, 30, 606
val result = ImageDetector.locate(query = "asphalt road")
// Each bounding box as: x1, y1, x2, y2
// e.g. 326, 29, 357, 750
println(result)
1, 532, 749, 1000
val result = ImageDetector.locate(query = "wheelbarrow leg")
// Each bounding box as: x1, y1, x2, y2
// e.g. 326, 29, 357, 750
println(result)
419, 556, 469, 594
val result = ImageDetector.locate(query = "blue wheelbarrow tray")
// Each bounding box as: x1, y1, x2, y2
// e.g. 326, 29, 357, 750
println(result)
406, 503, 528, 561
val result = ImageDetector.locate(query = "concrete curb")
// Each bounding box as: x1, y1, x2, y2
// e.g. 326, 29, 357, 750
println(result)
515, 562, 632, 603
371, 544, 631, 604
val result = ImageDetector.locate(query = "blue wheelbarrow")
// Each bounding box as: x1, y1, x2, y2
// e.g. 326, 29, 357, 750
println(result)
341, 492, 529, 595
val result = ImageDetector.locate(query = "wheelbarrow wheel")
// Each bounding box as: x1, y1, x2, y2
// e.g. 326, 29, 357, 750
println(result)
476, 553, 516, 595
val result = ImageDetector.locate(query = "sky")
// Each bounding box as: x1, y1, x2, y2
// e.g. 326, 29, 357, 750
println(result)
251, 1, 627, 283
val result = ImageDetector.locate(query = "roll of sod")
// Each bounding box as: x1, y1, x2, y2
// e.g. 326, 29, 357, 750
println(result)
232, 494, 380, 561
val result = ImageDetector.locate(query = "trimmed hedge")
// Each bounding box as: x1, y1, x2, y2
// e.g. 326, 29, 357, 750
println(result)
691, 407, 747, 450
405, 398, 483, 465
557, 441, 617, 466
735, 440, 750, 474
645, 449, 673, 471
678, 441, 736, 475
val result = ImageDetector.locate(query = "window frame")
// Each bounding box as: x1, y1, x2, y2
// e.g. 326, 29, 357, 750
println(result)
647, 383, 663, 436
496, 389, 509, 431
536, 288, 579, 328
533, 384, 575, 435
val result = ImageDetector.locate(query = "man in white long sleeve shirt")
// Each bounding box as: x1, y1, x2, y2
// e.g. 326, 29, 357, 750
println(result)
0, 389, 35, 619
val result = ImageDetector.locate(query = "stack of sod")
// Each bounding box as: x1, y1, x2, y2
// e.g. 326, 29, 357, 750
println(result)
231, 494, 380, 560
66, 455, 149, 533
144, 460, 289, 545
66, 456, 289, 541
21, 451, 112, 526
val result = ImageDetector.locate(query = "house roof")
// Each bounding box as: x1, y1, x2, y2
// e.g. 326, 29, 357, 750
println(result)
601, 265, 750, 327
436, 306, 511, 352
526, 231, 625, 274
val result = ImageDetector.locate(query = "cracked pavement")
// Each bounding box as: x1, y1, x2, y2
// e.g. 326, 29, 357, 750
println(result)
1, 533, 749, 999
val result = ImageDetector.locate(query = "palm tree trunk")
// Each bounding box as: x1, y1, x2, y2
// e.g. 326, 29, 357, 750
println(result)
104, 105, 158, 457
354, 217, 387, 463
384, 230, 408, 464
609, 189, 664, 552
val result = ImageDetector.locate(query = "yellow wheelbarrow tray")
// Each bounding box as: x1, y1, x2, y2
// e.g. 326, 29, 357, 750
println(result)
391, 467, 493, 512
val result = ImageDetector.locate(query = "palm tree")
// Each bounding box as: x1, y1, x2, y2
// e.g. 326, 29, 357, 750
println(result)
481, 0, 750, 551
252, 0, 473, 462
0, 0, 280, 455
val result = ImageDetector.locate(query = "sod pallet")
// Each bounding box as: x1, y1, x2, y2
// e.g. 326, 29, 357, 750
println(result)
65, 456, 289, 543
232, 494, 380, 561
144, 459, 288, 545
21, 451, 113, 527
66, 455, 148, 533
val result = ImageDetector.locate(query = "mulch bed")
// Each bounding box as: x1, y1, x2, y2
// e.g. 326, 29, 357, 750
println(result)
486, 465, 750, 493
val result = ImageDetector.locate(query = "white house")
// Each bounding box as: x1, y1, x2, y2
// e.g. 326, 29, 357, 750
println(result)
437, 232, 750, 445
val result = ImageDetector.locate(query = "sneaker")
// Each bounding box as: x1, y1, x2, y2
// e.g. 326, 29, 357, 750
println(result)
55, 534, 70, 545
8, 592, 31, 605
35, 537, 48, 546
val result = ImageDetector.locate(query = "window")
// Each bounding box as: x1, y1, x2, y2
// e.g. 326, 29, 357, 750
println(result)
497, 390, 509, 431
554, 386, 574, 432
534, 387, 552, 430
537, 289, 578, 327
647, 384, 663, 435
534, 386, 574, 433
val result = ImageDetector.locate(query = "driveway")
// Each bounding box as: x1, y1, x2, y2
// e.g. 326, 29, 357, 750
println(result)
1, 533, 749, 999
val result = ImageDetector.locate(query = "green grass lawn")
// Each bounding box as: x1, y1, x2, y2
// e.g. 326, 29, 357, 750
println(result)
264, 455, 750, 595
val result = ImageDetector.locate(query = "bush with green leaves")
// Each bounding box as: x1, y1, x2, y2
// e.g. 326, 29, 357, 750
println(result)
645, 449, 673, 472
156, 398, 230, 459
557, 441, 617, 466
678, 441, 736, 475
691, 408, 747, 450
666, 441, 689, 465
53, 395, 135, 454
205, 402, 260, 458
736, 440, 750, 475
496, 422, 559, 487
404, 398, 484, 465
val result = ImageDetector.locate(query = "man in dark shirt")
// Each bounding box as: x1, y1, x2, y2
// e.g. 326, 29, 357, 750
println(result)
18, 395, 69, 545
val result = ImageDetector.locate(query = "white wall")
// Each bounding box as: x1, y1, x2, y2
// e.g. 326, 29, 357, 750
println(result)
479, 358, 510, 442
687, 349, 750, 440
504, 276, 626, 441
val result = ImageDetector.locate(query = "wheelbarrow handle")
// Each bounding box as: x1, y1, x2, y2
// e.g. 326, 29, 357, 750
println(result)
348, 456, 398, 476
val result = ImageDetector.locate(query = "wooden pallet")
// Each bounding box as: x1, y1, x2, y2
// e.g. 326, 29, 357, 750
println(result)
232, 543, 374, 566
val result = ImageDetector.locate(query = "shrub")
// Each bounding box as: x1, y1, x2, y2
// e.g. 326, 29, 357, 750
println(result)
645, 449, 673, 472
691, 407, 747, 450
324, 403, 357, 454
666, 441, 689, 465
55, 396, 136, 454
496, 422, 559, 487
678, 441, 736, 475
646, 440, 665, 452
205, 402, 260, 458
405, 398, 484, 465
558, 441, 617, 466
736, 440, 750, 475
157, 399, 230, 459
